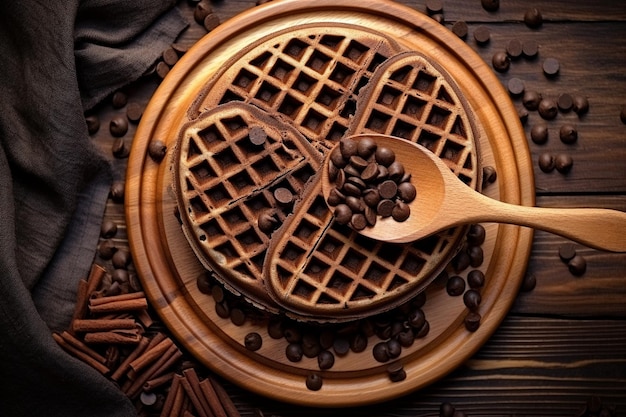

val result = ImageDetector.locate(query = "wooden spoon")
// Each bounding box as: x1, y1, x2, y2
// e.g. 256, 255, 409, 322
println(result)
322, 134, 626, 252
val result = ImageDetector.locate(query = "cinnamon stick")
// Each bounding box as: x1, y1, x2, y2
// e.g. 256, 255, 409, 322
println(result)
86, 263, 107, 295
69, 279, 89, 333
72, 318, 137, 333
199, 378, 228, 417
59, 331, 107, 364
126, 343, 182, 398
129, 337, 174, 373
179, 371, 212, 417
88, 298, 148, 314
160, 373, 183, 417
53, 332, 110, 375
89, 291, 146, 306
83, 327, 142, 344
143, 371, 175, 392
110, 335, 149, 381
208, 376, 241, 417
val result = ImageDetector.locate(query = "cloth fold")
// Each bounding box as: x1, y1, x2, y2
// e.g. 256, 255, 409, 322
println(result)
0, 1, 187, 416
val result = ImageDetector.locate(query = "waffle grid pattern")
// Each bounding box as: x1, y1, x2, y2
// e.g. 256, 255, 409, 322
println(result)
349, 52, 478, 187
270, 186, 451, 315
177, 103, 321, 297
196, 26, 401, 143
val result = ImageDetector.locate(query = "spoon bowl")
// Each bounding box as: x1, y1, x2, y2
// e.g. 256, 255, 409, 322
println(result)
322, 134, 626, 252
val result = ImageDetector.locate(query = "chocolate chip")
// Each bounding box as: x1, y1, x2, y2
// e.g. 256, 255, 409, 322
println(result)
258, 211, 278, 233
524, 8, 543, 28
492, 51, 510, 72
267, 319, 284, 339
425, 0, 443, 15
249, 126, 267, 146
362, 188, 381, 207
378, 180, 398, 199
481, 0, 499, 12
317, 350, 335, 370
572, 95, 589, 116
305, 373, 323, 391
111, 91, 128, 109
555, 153, 573, 174
126, 102, 143, 123
506, 39, 523, 60
333, 337, 350, 356
397, 181, 417, 202
538, 98, 558, 120
112, 268, 128, 285
386, 339, 402, 359
558, 244, 577, 262
156, 61, 170, 79
557, 93, 573, 113
211, 285, 225, 303
559, 124, 578, 144
98, 239, 117, 260
112, 249, 131, 269
376, 199, 395, 217
215, 301, 230, 318
522, 40, 539, 59
372, 342, 390, 362
464, 312, 481, 332
482, 165, 497, 186
375, 146, 395, 166
468, 245, 484, 267
451, 21, 468, 39
286, 343, 303, 362
392, 201, 410, 222
530, 123, 549, 144
523, 90, 542, 111
467, 270, 485, 288
85, 114, 100, 134
244, 332, 263, 351
408, 308, 426, 329
446, 275, 466, 296
467, 224, 486, 246
521, 273, 537, 292
507, 77, 525, 96
473, 25, 491, 45
100, 220, 118, 239
230, 308, 246, 326
196, 272, 212, 294
148, 139, 167, 162
194, 0, 212, 24
543, 57, 560, 78
452, 250, 471, 272
110, 181, 125, 203
538, 153, 556, 173
110, 116, 129, 137
162, 47, 179, 67
274, 187, 293, 205
387, 362, 407, 382
568, 254, 587, 276
350, 213, 367, 230
430, 13, 445, 24
283, 326, 302, 343
334, 204, 352, 224
518, 107, 529, 124
440, 402, 456, 417
463, 289, 482, 311
350, 332, 368, 353
357, 136, 377, 159
330, 146, 347, 168
111, 138, 128, 159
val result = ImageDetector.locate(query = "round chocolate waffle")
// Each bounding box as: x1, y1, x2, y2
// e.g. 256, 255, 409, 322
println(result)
175, 26, 481, 322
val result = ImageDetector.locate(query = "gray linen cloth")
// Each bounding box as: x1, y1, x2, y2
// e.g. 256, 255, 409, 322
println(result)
0, 0, 187, 415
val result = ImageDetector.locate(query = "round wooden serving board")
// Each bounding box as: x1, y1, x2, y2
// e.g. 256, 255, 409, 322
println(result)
126, 0, 534, 407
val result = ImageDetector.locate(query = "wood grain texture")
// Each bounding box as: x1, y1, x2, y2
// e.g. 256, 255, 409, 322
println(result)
87, 0, 625, 415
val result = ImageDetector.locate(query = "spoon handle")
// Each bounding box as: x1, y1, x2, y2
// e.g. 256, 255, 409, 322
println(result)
472, 194, 626, 252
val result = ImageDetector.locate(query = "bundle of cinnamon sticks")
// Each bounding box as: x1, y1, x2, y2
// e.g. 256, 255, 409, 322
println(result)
53, 263, 241, 417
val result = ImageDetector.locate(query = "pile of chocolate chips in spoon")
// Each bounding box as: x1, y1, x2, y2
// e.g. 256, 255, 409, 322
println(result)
326, 136, 417, 230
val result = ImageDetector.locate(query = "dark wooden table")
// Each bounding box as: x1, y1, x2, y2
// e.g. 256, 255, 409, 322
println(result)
91, 1, 626, 415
